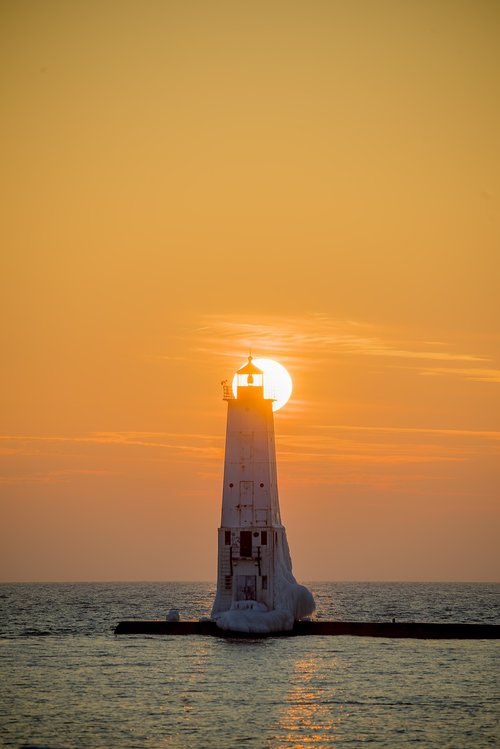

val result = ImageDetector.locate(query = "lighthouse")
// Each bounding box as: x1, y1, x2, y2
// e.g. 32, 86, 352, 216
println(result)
211, 357, 315, 633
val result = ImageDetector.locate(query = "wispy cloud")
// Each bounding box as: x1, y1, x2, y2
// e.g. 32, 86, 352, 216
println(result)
313, 425, 500, 440
0, 432, 225, 488
0, 431, 223, 451
276, 426, 500, 476
190, 314, 495, 382
419, 367, 500, 383
0, 469, 111, 486
91, 432, 223, 457
1, 422, 498, 492
277, 433, 477, 467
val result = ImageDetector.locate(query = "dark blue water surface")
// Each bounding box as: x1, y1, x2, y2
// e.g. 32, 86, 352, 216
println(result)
1, 582, 498, 748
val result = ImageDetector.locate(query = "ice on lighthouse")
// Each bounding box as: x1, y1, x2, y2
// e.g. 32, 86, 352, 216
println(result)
211, 356, 315, 634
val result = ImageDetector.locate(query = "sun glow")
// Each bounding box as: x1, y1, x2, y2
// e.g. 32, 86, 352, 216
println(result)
233, 358, 293, 411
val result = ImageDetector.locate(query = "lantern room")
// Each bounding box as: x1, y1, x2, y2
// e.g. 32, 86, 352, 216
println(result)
235, 356, 264, 388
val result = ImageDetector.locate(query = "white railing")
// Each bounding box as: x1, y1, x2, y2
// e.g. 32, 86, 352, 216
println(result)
222, 384, 235, 400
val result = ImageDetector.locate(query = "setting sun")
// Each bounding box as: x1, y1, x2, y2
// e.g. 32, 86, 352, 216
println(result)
232, 358, 293, 411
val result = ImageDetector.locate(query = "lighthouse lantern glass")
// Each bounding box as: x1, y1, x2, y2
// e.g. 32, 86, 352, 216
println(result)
236, 372, 264, 390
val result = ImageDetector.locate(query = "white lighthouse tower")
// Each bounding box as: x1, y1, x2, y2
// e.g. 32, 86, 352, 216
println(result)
211, 356, 315, 633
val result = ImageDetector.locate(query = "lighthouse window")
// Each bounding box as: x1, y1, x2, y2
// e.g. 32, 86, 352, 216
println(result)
240, 531, 252, 558
229, 483, 234, 488
224, 530, 231, 545
260, 483, 264, 488
261, 531, 267, 545
262, 575, 268, 590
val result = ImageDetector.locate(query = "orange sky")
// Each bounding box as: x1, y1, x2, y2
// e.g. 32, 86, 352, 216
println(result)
1, 1, 499, 582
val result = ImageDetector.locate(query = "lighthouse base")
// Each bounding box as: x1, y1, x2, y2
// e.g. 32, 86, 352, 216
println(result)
114, 619, 499, 639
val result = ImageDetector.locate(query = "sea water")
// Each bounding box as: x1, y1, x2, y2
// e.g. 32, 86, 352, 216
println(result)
1, 582, 498, 748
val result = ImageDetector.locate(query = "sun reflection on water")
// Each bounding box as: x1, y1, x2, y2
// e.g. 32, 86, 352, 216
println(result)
272, 656, 340, 748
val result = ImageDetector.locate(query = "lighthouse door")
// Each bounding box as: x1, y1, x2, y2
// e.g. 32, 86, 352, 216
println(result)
236, 574, 256, 601
239, 481, 254, 526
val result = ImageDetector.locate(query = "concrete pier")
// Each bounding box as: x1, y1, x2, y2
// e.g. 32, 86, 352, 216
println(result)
114, 619, 499, 639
